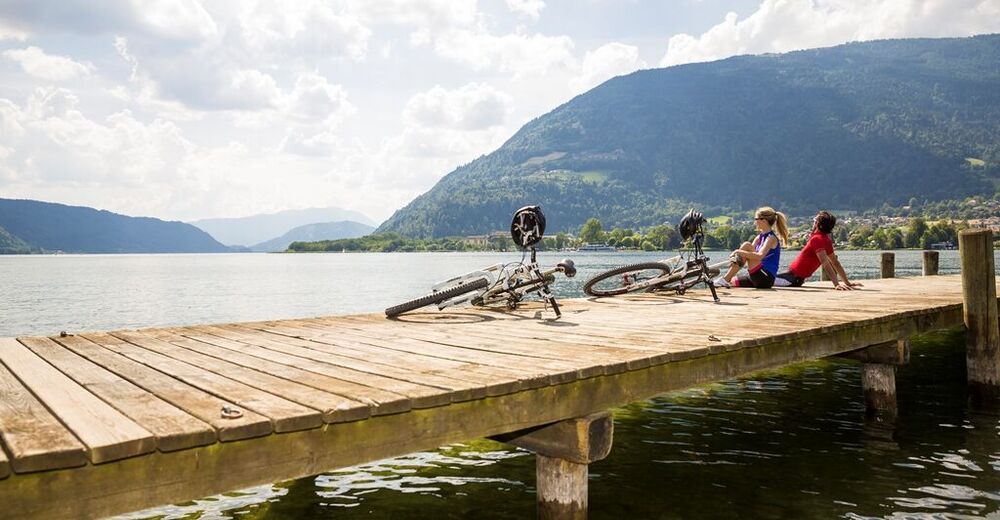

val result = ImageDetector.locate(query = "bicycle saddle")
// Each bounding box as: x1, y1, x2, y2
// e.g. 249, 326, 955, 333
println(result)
558, 259, 577, 277
511, 205, 546, 248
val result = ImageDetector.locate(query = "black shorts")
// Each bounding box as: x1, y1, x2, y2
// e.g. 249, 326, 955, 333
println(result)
775, 271, 805, 287
736, 268, 775, 289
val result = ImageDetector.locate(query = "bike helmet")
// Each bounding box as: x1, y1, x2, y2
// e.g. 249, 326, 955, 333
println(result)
678, 209, 705, 241
510, 205, 546, 248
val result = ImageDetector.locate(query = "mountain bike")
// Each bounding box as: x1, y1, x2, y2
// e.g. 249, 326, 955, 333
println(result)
385, 206, 577, 318
583, 210, 728, 302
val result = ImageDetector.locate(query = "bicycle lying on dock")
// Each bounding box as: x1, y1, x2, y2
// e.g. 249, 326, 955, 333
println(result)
583, 210, 729, 302
385, 206, 577, 318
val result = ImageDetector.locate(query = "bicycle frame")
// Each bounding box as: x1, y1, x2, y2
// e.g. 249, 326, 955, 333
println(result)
431, 249, 566, 316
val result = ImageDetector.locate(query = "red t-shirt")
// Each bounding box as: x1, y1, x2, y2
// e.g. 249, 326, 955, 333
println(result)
789, 233, 834, 279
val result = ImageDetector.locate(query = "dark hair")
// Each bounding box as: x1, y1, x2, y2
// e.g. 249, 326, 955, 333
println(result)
815, 211, 836, 234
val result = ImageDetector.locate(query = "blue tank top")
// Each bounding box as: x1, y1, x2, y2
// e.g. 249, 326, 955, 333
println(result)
756, 230, 780, 276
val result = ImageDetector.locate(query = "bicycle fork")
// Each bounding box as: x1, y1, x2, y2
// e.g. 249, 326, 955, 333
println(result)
700, 258, 720, 303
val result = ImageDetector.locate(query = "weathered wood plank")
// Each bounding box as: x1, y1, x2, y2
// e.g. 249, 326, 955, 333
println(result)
338, 315, 658, 372
53, 335, 272, 442
237, 322, 527, 395
285, 319, 594, 382
0, 358, 87, 473
19, 336, 216, 452
186, 325, 463, 408
320, 316, 608, 377
113, 331, 371, 424
159, 328, 412, 415
84, 332, 322, 433
184, 327, 451, 408
0, 338, 156, 464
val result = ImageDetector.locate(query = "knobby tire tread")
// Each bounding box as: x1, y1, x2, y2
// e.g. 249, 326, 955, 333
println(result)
583, 262, 673, 297
385, 277, 490, 317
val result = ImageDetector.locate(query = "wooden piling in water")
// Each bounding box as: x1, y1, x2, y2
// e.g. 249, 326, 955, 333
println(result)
960, 229, 1000, 389
496, 411, 613, 520
881, 252, 895, 278
923, 251, 939, 276
839, 339, 907, 419
861, 363, 897, 420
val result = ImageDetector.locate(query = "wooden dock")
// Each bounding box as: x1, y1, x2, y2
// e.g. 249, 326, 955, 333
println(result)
0, 273, 993, 519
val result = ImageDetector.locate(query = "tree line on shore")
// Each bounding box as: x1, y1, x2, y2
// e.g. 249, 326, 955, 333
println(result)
288, 215, 991, 253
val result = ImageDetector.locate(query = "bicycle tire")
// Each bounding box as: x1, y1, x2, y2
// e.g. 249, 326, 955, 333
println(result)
583, 262, 673, 297
385, 277, 490, 317
656, 266, 715, 292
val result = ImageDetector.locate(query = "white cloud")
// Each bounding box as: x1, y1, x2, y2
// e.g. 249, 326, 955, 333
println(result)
3, 46, 95, 82
347, 0, 477, 28
433, 27, 576, 77
505, 0, 546, 20
570, 42, 646, 94
238, 0, 371, 61
0, 19, 28, 41
403, 83, 512, 130
133, 0, 217, 41
1, 87, 195, 191
660, 0, 1000, 67
283, 73, 355, 125
0, 0, 217, 42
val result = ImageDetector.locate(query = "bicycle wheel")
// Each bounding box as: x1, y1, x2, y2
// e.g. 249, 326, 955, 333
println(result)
385, 277, 489, 317
583, 262, 673, 297
657, 267, 711, 292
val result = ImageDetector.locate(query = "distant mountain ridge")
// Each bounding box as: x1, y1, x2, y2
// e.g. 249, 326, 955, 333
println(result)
0, 198, 228, 253
191, 207, 376, 246
378, 35, 1000, 237
251, 221, 375, 252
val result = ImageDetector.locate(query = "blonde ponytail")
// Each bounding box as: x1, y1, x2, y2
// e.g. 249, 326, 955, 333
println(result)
756, 206, 789, 246
774, 211, 789, 246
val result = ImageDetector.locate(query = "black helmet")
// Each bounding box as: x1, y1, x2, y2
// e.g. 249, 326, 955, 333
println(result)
678, 209, 705, 241
510, 205, 546, 248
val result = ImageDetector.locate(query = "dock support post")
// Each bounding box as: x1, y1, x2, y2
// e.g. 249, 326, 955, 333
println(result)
881, 252, 895, 278
960, 229, 1000, 395
838, 339, 908, 419
862, 363, 897, 420
923, 250, 939, 276
492, 411, 613, 520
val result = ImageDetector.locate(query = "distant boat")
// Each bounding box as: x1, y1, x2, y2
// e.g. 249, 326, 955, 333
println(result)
576, 244, 617, 252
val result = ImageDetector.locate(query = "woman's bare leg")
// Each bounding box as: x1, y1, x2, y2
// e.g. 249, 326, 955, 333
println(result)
722, 242, 754, 282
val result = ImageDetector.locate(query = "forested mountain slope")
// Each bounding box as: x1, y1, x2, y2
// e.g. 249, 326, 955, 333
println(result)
379, 35, 1000, 237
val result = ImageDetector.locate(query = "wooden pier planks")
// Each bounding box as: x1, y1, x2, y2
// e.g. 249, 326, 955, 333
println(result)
18, 337, 216, 453
0, 275, 992, 519
0, 338, 156, 465
54, 334, 272, 442
82, 332, 322, 433
111, 331, 370, 425
0, 356, 87, 473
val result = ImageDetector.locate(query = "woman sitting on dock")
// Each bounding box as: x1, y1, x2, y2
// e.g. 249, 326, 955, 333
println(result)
713, 206, 788, 289
773, 210, 862, 290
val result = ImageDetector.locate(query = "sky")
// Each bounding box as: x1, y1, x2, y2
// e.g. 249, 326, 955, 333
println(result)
0, 0, 998, 224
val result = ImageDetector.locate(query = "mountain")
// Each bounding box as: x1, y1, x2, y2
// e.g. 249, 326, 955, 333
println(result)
0, 224, 37, 254
191, 207, 376, 246
378, 35, 1000, 237
0, 198, 229, 253
250, 220, 375, 252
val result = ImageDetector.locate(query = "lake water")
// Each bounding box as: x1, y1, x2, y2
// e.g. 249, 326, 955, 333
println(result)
2, 250, 999, 519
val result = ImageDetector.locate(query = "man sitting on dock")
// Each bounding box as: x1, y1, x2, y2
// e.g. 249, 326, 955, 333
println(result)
774, 211, 862, 290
